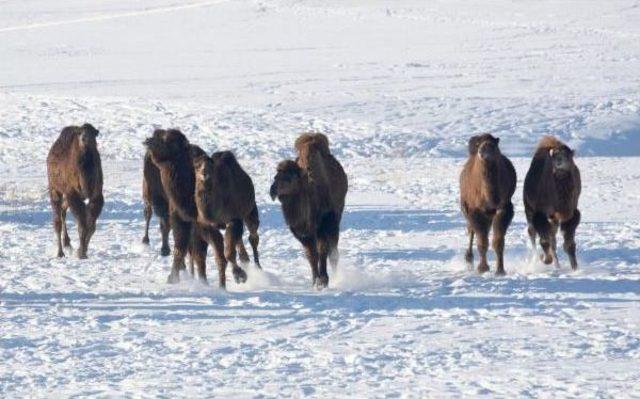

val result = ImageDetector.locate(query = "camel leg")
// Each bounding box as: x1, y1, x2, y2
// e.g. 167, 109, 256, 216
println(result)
83, 193, 103, 257
464, 221, 474, 265
316, 212, 340, 288
187, 226, 195, 276
60, 201, 72, 248
328, 211, 342, 273
167, 213, 190, 284
225, 220, 247, 284
49, 190, 65, 258
236, 240, 251, 264
549, 220, 560, 268
300, 236, 319, 286
316, 238, 330, 289
561, 209, 580, 270
471, 211, 491, 274
142, 202, 152, 245
200, 226, 228, 289
524, 205, 536, 251
66, 192, 89, 259
245, 205, 261, 268
328, 231, 340, 273
189, 232, 209, 283
492, 202, 514, 276
159, 216, 171, 257
533, 212, 554, 265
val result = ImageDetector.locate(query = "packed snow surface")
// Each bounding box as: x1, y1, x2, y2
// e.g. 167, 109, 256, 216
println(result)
1, 1, 639, 397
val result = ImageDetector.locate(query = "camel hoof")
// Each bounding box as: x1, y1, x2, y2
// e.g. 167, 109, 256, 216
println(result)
233, 267, 247, 284
57, 250, 65, 258
316, 275, 329, 289
160, 247, 170, 257
167, 271, 180, 284
477, 264, 490, 274
464, 250, 473, 264
142, 236, 150, 245
540, 254, 553, 265
495, 268, 506, 276
76, 250, 88, 260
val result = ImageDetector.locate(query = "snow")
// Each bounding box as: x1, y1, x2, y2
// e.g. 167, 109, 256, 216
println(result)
1, 0, 639, 397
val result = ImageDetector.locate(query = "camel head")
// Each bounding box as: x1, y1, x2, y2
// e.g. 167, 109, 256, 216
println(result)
549, 144, 575, 176
144, 129, 190, 163
469, 133, 500, 162
78, 123, 99, 150
270, 160, 305, 200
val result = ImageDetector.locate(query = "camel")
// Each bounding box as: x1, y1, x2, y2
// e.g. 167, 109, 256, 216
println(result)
144, 129, 200, 283
194, 150, 261, 287
270, 133, 348, 288
524, 136, 581, 269
460, 133, 516, 275
47, 123, 104, 259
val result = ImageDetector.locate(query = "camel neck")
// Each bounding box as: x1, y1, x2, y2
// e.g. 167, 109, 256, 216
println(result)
280, 188, 312, 228
479, 158, 501, 205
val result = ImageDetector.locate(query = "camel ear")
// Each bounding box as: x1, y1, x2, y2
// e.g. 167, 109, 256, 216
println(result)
493, 137, 499, 144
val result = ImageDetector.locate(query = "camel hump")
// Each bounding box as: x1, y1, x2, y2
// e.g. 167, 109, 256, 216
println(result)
189, 144, 208, 160
211, 150, 237, 165
59, 125, 81, 141
537, 135, 565, 150
295, 132, 330, 156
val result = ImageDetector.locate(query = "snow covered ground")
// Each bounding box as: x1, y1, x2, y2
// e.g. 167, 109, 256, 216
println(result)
1, 1, 639, 397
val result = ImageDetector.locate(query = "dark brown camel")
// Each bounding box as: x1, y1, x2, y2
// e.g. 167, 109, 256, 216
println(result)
524, 136, 581, 269
193, 150, 261, 286
459, 133, 516, 275
47, 123, 104, 259
270, 133, 348, 288
144, 128, 201, 283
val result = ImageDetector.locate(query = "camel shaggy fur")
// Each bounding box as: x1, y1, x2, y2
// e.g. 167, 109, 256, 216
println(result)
47, 123, 104, 259
270, 133, 348, 288
524, 136, 581, 269
460, 133, 516, 275
194, 150, 261, 286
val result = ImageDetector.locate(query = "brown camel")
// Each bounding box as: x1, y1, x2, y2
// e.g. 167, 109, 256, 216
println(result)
460, 133, 516, 275
144, 128, 201, 283
270, 133, 348, 288
47, 123, 104, 259
524, 136, 581, 269
194, 150, 261, 286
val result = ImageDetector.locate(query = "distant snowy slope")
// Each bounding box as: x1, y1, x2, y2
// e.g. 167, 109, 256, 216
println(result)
1, 1, 639, 156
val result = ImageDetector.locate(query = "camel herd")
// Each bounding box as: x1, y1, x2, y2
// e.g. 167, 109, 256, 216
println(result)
46, 125, 581, 288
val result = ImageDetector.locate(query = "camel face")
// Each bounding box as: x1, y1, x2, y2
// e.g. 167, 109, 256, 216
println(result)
270, 160, 303, 200
549, 146, 574, 176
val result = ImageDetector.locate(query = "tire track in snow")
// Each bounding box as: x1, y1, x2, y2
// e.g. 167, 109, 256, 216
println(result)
0, 0, 230, 33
